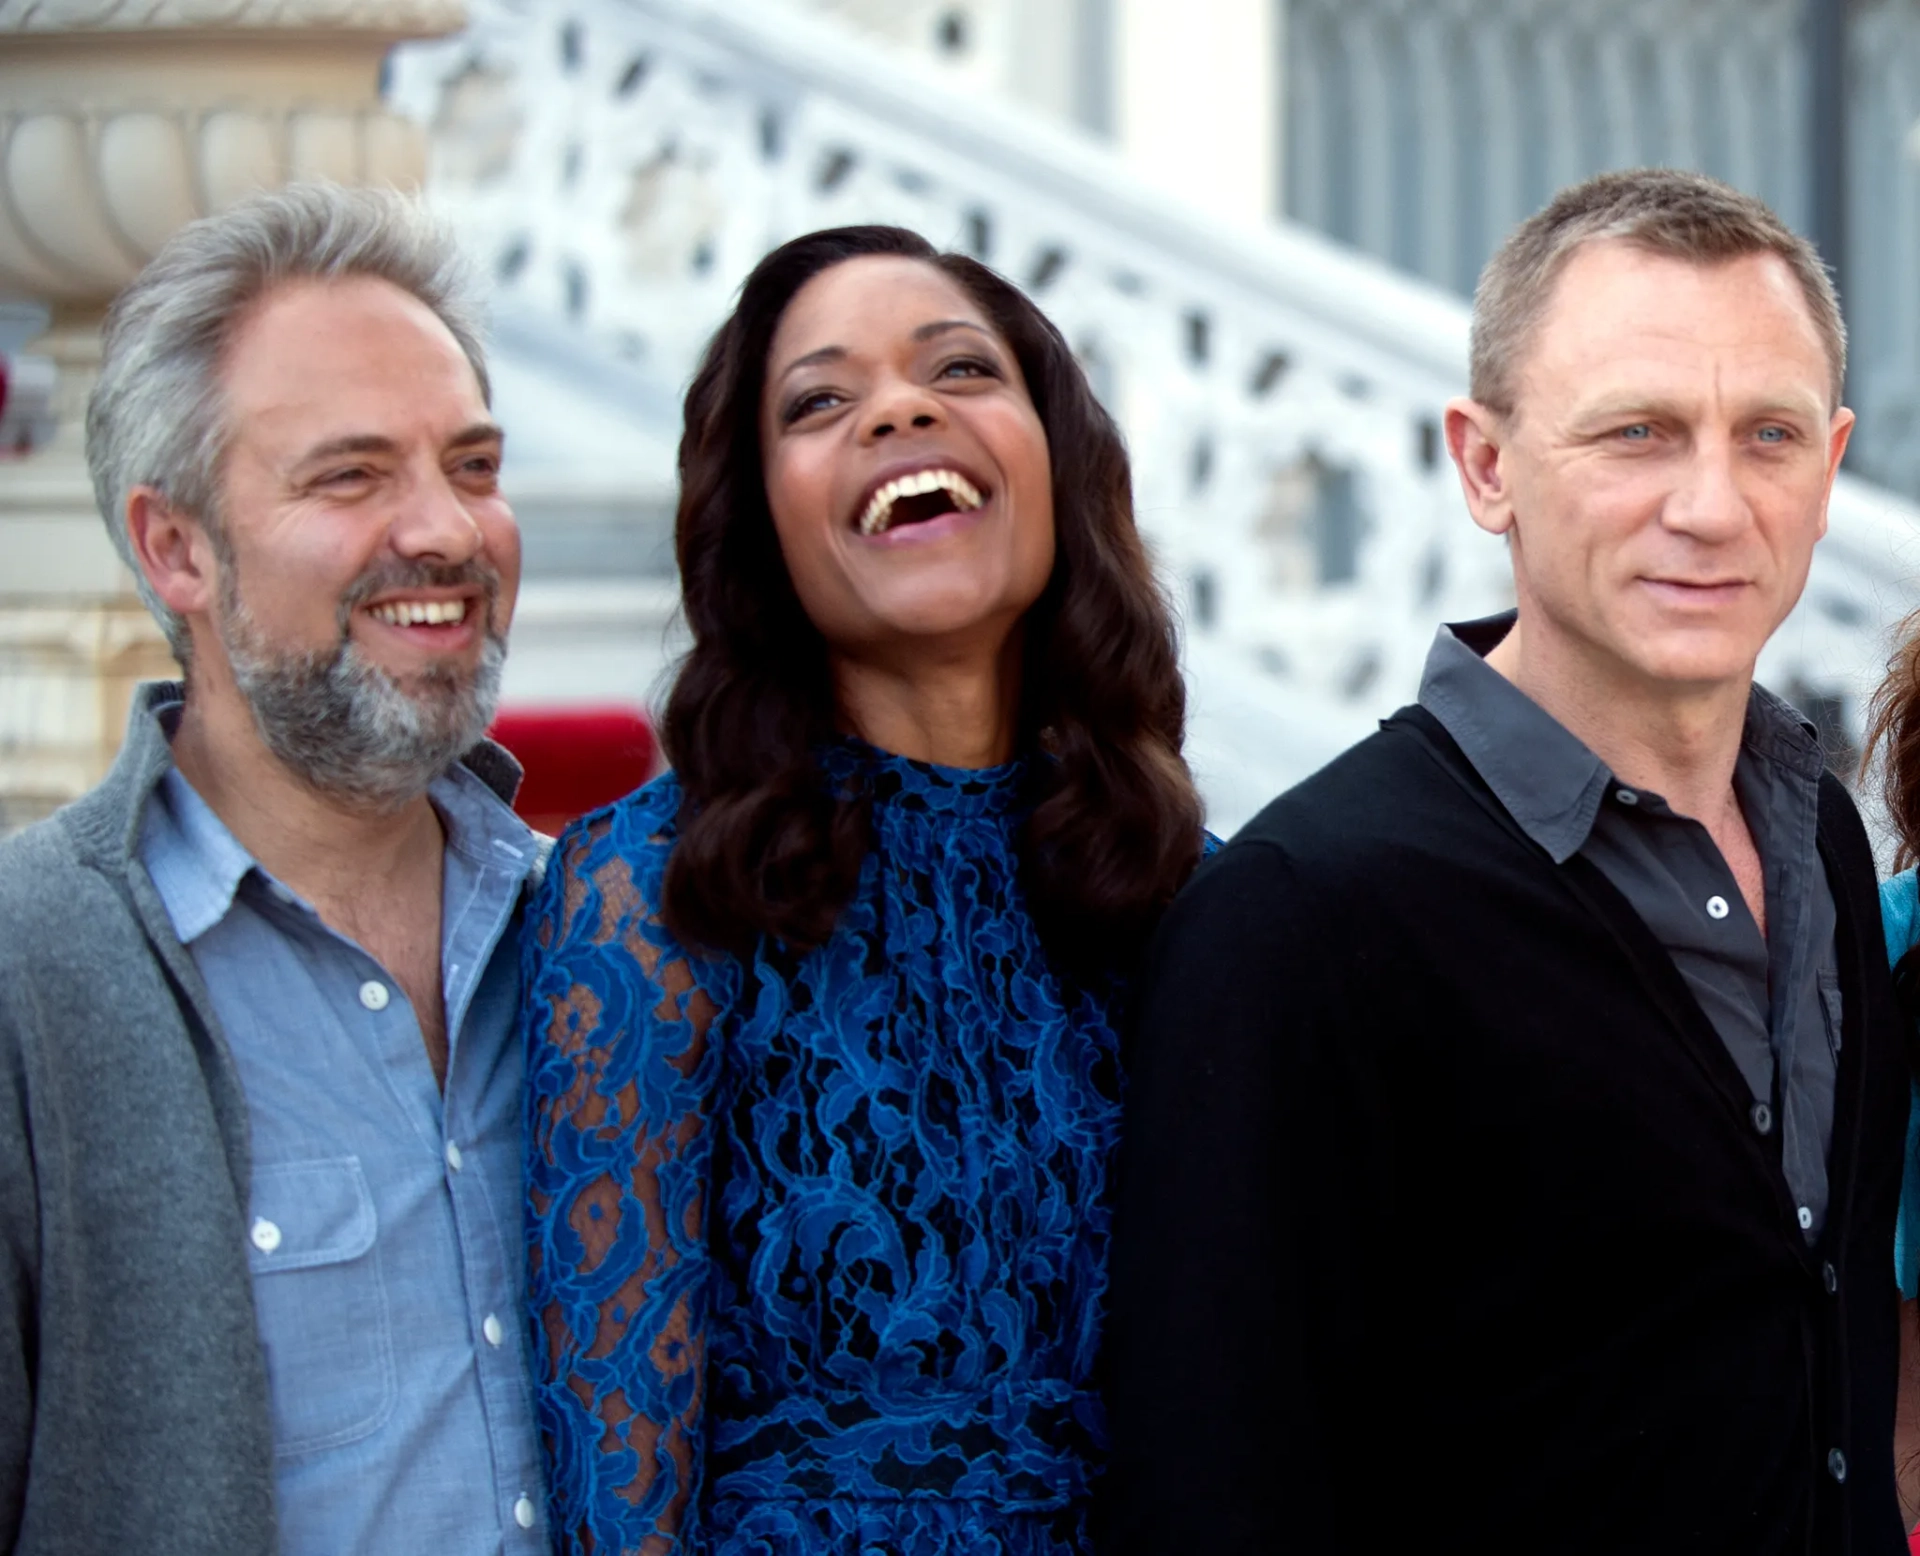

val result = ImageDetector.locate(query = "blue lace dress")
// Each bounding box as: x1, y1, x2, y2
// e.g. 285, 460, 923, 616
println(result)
524, 742, 1136, 1554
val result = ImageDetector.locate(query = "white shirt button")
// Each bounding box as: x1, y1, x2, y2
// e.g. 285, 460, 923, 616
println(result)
1798, 1205, 1814, 1230
1615, 788, 1639, 806
445, 1140, 464, 1173
484, 1312, 504, 1347
1705, 895, 1730, 920
358, 980, 390, 1011
513, 1494, 536, 1529
250, 1216, 282, 1254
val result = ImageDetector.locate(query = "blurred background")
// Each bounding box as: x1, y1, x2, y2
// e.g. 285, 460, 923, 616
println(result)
5, 0, 1920, 839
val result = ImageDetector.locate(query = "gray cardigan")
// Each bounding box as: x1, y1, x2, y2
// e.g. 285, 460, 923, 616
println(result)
0, 685, 274, 1552
0, 684, 526, 1554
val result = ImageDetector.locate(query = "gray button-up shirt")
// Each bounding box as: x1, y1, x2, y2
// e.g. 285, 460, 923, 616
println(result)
1419, 614, 1842, 1239
136, 700, 550, 1553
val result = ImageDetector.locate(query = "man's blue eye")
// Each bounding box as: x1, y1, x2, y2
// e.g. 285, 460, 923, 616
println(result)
1757, 425, 1788, 443
1620, 424, 1651, 440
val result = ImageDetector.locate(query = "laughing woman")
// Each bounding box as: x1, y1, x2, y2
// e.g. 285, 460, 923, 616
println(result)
522, 226, 1205, 1554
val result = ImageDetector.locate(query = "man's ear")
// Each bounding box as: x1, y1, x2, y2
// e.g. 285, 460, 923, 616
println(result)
1444, 397, 1515, 538
126, 487, 218, 617
1815, 405, 1856, 543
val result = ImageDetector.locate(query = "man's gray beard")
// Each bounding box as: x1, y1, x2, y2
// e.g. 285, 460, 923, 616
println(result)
217, 572, 505, 813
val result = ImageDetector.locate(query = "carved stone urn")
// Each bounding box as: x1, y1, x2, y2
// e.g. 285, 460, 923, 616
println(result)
0, 0, 466, 831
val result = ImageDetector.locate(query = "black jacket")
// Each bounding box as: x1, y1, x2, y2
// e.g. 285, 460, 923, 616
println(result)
1101, 707, 1908, 1555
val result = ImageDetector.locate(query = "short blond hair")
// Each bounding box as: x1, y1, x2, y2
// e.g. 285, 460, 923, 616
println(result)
1470, 168, 1845, 417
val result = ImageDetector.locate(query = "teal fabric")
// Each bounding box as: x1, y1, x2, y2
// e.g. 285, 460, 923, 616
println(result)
1877, 867, 1920, 1299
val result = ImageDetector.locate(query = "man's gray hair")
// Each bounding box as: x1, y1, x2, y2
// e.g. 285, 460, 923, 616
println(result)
86, 182, 491, 662
1470, 168, 1846, 419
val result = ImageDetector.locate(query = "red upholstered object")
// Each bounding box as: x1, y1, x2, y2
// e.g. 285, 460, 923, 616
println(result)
487, 705, 658, 836
1910, 1527, 1920, 1555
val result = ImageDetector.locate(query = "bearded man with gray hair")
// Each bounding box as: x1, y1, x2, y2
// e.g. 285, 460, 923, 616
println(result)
1105, 169, 1910, 1552
0, 184, 548, 1554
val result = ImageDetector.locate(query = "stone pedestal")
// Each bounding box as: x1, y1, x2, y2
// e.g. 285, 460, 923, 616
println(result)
0, 0, 465, 832
0, 308, 151, 828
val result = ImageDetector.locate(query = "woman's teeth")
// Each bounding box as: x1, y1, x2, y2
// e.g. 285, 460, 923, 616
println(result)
857, 469, 985, 536
371, 599, 468, 626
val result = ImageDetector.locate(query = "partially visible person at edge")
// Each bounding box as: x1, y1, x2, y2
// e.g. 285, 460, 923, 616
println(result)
1862, 633, 1920, 1539
0, 185, 550, 1553
1102, 168, 1909, 1554
522, 224, 1206, 1553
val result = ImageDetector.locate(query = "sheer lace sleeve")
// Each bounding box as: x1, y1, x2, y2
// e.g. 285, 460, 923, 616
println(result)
523, 784, 729, 1555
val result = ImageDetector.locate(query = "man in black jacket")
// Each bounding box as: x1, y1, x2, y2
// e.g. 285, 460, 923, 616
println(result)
1104, 169, 1909, 1554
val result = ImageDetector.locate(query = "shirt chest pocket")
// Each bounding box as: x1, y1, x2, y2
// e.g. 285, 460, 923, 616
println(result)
246, 1156, 396, 1458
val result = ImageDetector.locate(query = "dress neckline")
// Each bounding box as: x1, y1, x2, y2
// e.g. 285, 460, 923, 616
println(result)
819, 735, 1027, 818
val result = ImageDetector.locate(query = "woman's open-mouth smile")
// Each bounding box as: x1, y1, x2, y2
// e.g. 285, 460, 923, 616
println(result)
850, 462, 992, 545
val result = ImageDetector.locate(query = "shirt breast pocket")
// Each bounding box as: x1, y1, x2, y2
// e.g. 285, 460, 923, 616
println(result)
247, 1155, 396, 1458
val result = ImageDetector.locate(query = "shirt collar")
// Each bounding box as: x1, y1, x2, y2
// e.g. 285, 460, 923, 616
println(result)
1418, 612, 1611, 864
433, 757, 547, 888
1416, 610, 1826, 864
1742, 681, 1828, 783
142, 764, 255, 944
136, 693, 546, 946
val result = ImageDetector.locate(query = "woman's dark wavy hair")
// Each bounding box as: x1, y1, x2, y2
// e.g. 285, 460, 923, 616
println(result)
659, 224, 1203, 979
1868, 617, 1920, 876
1866, 618, 1920, 1091
1866, 616, 1920, 1044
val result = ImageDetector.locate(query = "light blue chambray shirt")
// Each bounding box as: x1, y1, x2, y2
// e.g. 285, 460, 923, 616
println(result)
136, 703, 550, 1556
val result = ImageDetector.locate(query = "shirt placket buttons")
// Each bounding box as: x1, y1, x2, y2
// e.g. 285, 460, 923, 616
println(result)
250, 1217, 281, 1254
359, 980, 390, 1011
514, 1495, 537, 1529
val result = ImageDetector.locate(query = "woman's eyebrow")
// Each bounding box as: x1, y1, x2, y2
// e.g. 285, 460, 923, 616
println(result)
777, 345, 845, 381
912, 319, 994, 343
775, 320, 996, 384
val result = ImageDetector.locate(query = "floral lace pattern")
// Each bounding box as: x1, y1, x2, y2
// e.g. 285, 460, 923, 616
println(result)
524, 744, 1132, 1554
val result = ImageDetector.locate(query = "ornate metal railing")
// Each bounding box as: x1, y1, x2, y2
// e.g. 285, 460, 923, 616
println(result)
388, 0, 1920, 798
